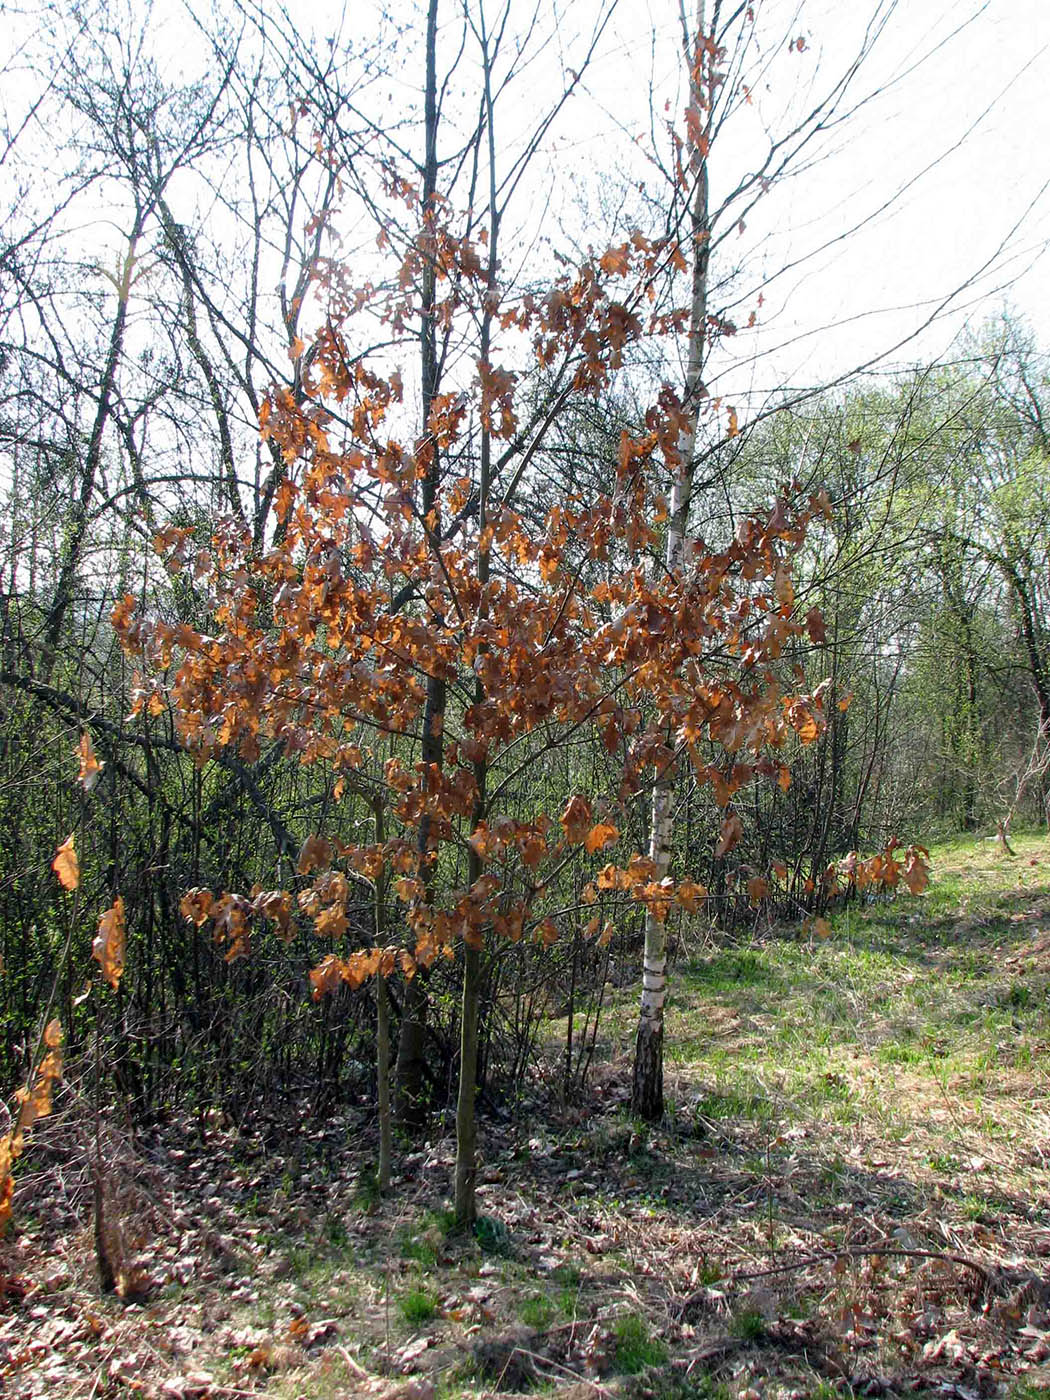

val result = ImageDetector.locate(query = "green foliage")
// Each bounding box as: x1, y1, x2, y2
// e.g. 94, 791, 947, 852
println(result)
612, 1313, 668, 1373
399, 1287, 439, 1325
1007, 1383, 1050, 1400
474, 1214, 512, 1256
623, 1373, 731, 1400
399, 1234, 438, 1270
519, 1292, 555, 1328
353, 1169, 382, 1214
693, 1086, 771, 1122
728, 1307, 766, 1342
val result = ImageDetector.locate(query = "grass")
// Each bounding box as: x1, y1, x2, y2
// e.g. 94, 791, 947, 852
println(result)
612, 1313, 668, 1373
400, 1233, 439, 1269
474, 1213, 513, 1255
654, 832, 1050, 1152
399, 1286, 440, 1324
520, 1291, 555, 1328
728, 1306, 767, 1342
19, 833, 1050, 1400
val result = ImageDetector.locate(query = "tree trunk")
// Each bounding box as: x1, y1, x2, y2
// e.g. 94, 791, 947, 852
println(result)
454, 943, 481, 1226
631, 0, 708, 1121
374, 800, 392, 1191
394, 0, 443, 1132
451, 0, 499, 1227
376, 973, 392, 1191
394, 972, 432, 1131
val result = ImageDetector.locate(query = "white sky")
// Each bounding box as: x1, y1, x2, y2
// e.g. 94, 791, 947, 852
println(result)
588, 0, 1050, 398
371, 0, 1050, 408
3, 0, 1049, 409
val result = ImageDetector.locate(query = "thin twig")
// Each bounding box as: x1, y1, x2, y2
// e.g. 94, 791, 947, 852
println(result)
504, 1346, 612, 1396
675, 1244, 995, 1316
733, 1245, 993, 1287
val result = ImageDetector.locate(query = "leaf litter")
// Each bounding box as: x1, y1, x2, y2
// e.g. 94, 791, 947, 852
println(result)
3, 839, 1050, 1399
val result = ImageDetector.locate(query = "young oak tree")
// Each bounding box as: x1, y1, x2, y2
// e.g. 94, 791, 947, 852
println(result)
113, 0, 928, 1224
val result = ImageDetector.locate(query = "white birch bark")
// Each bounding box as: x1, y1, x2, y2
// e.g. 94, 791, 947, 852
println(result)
632, 0, 709, 1119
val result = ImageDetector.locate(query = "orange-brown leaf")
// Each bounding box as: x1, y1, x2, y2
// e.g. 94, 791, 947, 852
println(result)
675, 878, 707, 913
596, 863, 622, 892
902, 849, 930, 895
714, 812, 743, 858
13, 1023, 63, 1141
310, 955, 349, 1000
559, 795, 593, 845
297, 834, 333, 876
793, 708, 820, 744
520, 834, 547, 869
805, 609, 826, 645
180, 889, 214, 926
0, 1165, 12, 1232
52, 835, 79, 891
314, 904, 349, 939
535, 918, 559, 947
746, 876, 770, 905
584, 821, 619, 855
76, 734, 104, 792
252, 890, 295, 942
92, 897, 126, 990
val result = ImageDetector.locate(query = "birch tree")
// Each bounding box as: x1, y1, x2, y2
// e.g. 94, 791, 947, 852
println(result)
629, 0, 940, 1120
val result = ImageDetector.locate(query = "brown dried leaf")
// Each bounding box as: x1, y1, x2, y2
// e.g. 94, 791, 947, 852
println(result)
180, 889, 214, 927
77, 733, 104, 791
52, 834, 79, 891
746, 875, 770, 904
714, 812, 743, 858
298, 833, 333, 875
675, 878, 707, 913
92, 897, 126, 990
584, 821, 619, 854
559, 794, 592, 845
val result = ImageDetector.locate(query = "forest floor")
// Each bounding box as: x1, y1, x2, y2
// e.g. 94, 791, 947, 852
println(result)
5, 833, 1050, 1400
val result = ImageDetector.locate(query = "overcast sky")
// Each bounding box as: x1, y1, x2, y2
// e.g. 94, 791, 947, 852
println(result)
4, 0, 1048, 408
589, 0, 1050, 398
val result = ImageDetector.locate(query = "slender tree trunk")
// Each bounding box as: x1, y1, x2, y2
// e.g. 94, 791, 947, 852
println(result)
454, 942, 481, 1225
454, 0, 499, 1226
395, 0, 444, 1131
376, 975, 392, 1190
632, 0, 709, 1121
373, 801, 392, 1192
1006, 567, 1050, 825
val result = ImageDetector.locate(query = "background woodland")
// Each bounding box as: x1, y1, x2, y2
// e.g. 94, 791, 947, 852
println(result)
2, 0, 1048, 1217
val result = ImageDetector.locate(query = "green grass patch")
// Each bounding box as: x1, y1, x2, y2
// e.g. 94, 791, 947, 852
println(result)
474, 1213, 513, 1256
520, 1292, 555, 1328
728, 1306, 767, 1342
612, 1313, 668, 1374
399, 1286, 439, 1325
